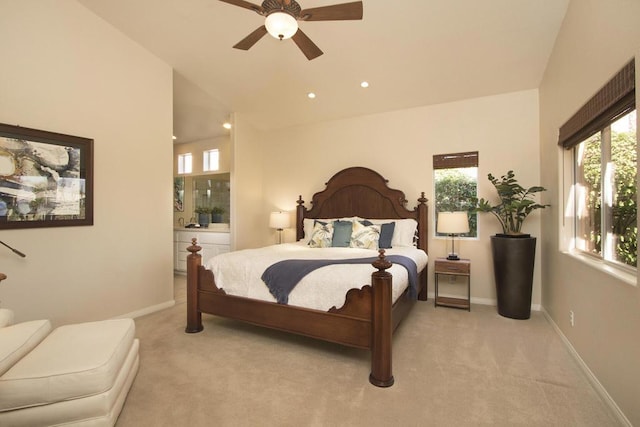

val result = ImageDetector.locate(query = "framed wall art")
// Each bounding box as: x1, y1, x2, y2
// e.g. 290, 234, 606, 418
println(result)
0, 123, 94, 229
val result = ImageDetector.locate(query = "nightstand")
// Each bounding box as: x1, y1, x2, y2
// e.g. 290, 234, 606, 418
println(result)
434, 257, 471, 311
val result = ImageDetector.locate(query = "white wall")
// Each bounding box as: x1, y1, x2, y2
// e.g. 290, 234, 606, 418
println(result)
233, 89, 542, 305
230, 114, 265, 250
0, 1, 174, 325
539, 0, 640, 424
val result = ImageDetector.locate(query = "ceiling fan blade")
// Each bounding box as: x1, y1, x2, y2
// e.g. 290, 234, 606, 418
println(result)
218, 0, 263, 14
300, 1, 363, 21
233, 26, 268, 50
291, 29, 323, 60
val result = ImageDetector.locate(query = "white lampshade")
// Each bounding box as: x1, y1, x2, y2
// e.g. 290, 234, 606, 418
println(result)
438, 211, 469, 260
269, 211, 290, 230
265, 12, 298, 40
437, 212, 470, 234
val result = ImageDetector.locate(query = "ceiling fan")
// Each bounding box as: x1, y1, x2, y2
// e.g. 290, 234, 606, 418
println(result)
219, 0, 363, 60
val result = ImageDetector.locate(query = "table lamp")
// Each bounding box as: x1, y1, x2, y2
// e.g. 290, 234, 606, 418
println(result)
437, 211, 469, 260
269, 211, 290, 244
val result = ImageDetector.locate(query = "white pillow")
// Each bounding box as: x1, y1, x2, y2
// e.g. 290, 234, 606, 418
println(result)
0, 309, 15, 328
362, 218, 418, 247
0, 319, 51, 376
302, 218, 316, 242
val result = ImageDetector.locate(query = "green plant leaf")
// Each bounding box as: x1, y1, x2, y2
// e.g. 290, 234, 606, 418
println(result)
472, 171, 549, 234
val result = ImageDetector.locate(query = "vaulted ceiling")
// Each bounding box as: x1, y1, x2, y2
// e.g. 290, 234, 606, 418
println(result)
79, 0, 569, 142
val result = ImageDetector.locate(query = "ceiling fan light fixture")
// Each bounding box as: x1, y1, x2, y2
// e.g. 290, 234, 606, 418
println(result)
265, 11, 298, 40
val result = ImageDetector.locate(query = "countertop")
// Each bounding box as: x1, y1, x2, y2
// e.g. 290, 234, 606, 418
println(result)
174, 224, 230, 233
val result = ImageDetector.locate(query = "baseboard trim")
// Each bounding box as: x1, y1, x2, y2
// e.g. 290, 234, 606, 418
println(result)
541, 308, 632, 427
427, 293, 542, 311
113, 300, 176, 320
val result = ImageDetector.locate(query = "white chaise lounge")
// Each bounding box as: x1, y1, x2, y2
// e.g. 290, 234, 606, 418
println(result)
0, 308, 139, 426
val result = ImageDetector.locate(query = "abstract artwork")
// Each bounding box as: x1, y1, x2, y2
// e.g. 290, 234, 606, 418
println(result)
174, 176, 184, 212
0, 123, 93, 229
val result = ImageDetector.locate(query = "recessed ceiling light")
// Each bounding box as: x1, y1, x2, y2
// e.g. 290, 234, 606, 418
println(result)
172, 135, 177, 140
223, 122, 232, 129
360, 81, 369, 88
307, 92, 316, 99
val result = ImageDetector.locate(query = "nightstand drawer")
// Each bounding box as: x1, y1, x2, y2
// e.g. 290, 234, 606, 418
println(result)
434, 259, 470, 275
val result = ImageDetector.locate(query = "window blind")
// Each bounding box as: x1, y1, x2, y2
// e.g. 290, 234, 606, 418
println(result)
558, 59, 635, 150
433, 151, 479, 169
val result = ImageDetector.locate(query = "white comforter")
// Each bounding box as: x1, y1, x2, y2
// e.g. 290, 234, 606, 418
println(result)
204, 242, 428, 312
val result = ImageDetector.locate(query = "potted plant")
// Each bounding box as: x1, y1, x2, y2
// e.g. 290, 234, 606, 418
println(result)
194, 206, 212, 228
211, 206, 225, 223
472, 170, 548, 319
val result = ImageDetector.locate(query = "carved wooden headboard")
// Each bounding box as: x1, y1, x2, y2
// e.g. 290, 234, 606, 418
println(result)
295, 167, 428, 253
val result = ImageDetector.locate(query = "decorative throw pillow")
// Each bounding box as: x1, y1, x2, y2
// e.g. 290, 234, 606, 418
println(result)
308, 221, 334, 248
331, 220, 353, 247
378, 222, 395, 249
350, 221, 380, 250
359, 220, 395, 248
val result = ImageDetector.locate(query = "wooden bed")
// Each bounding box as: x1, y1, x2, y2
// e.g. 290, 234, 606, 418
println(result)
185, 166, 428, 387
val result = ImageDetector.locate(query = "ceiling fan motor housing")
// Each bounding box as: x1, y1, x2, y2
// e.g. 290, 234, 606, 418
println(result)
261, 0, 302, 18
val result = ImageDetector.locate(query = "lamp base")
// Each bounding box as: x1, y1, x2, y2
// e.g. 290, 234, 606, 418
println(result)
446, 254, 460, 261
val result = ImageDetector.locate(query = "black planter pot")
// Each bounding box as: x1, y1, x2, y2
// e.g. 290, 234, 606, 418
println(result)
490, 235, 536, 319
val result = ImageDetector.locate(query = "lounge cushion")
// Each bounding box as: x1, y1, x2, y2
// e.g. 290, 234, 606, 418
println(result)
0, 320, 51, 376
0, 318, 135, 412
0, 339, 139, 426
0, 309, 14, 328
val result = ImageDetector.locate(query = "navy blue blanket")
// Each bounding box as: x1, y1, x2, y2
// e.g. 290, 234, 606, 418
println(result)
261, 255, 419, 304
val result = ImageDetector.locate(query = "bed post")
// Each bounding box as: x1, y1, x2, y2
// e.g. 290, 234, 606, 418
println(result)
369, 250, 394, 387
185, 238, 204, 333
417, 192, 429, 301
296, 195, 305, 241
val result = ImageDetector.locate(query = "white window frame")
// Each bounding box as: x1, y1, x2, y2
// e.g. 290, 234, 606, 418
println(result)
432, 151, 479, 239
573, 119, 635, 267
178, 153, 192, 174
203, 149, 219, 172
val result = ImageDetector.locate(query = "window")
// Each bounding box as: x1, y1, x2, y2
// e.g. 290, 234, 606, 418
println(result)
433, 151, 478, 237
572, 110, 637, 267
560, 59, 636, 269
203, 149, 219, 172
178, 153, 192, 174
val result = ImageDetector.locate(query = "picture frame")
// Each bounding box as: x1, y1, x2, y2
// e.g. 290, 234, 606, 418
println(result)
0, 123, 94, 229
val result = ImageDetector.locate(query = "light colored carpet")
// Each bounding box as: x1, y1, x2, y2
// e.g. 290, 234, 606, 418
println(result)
115, 275, 621, 426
